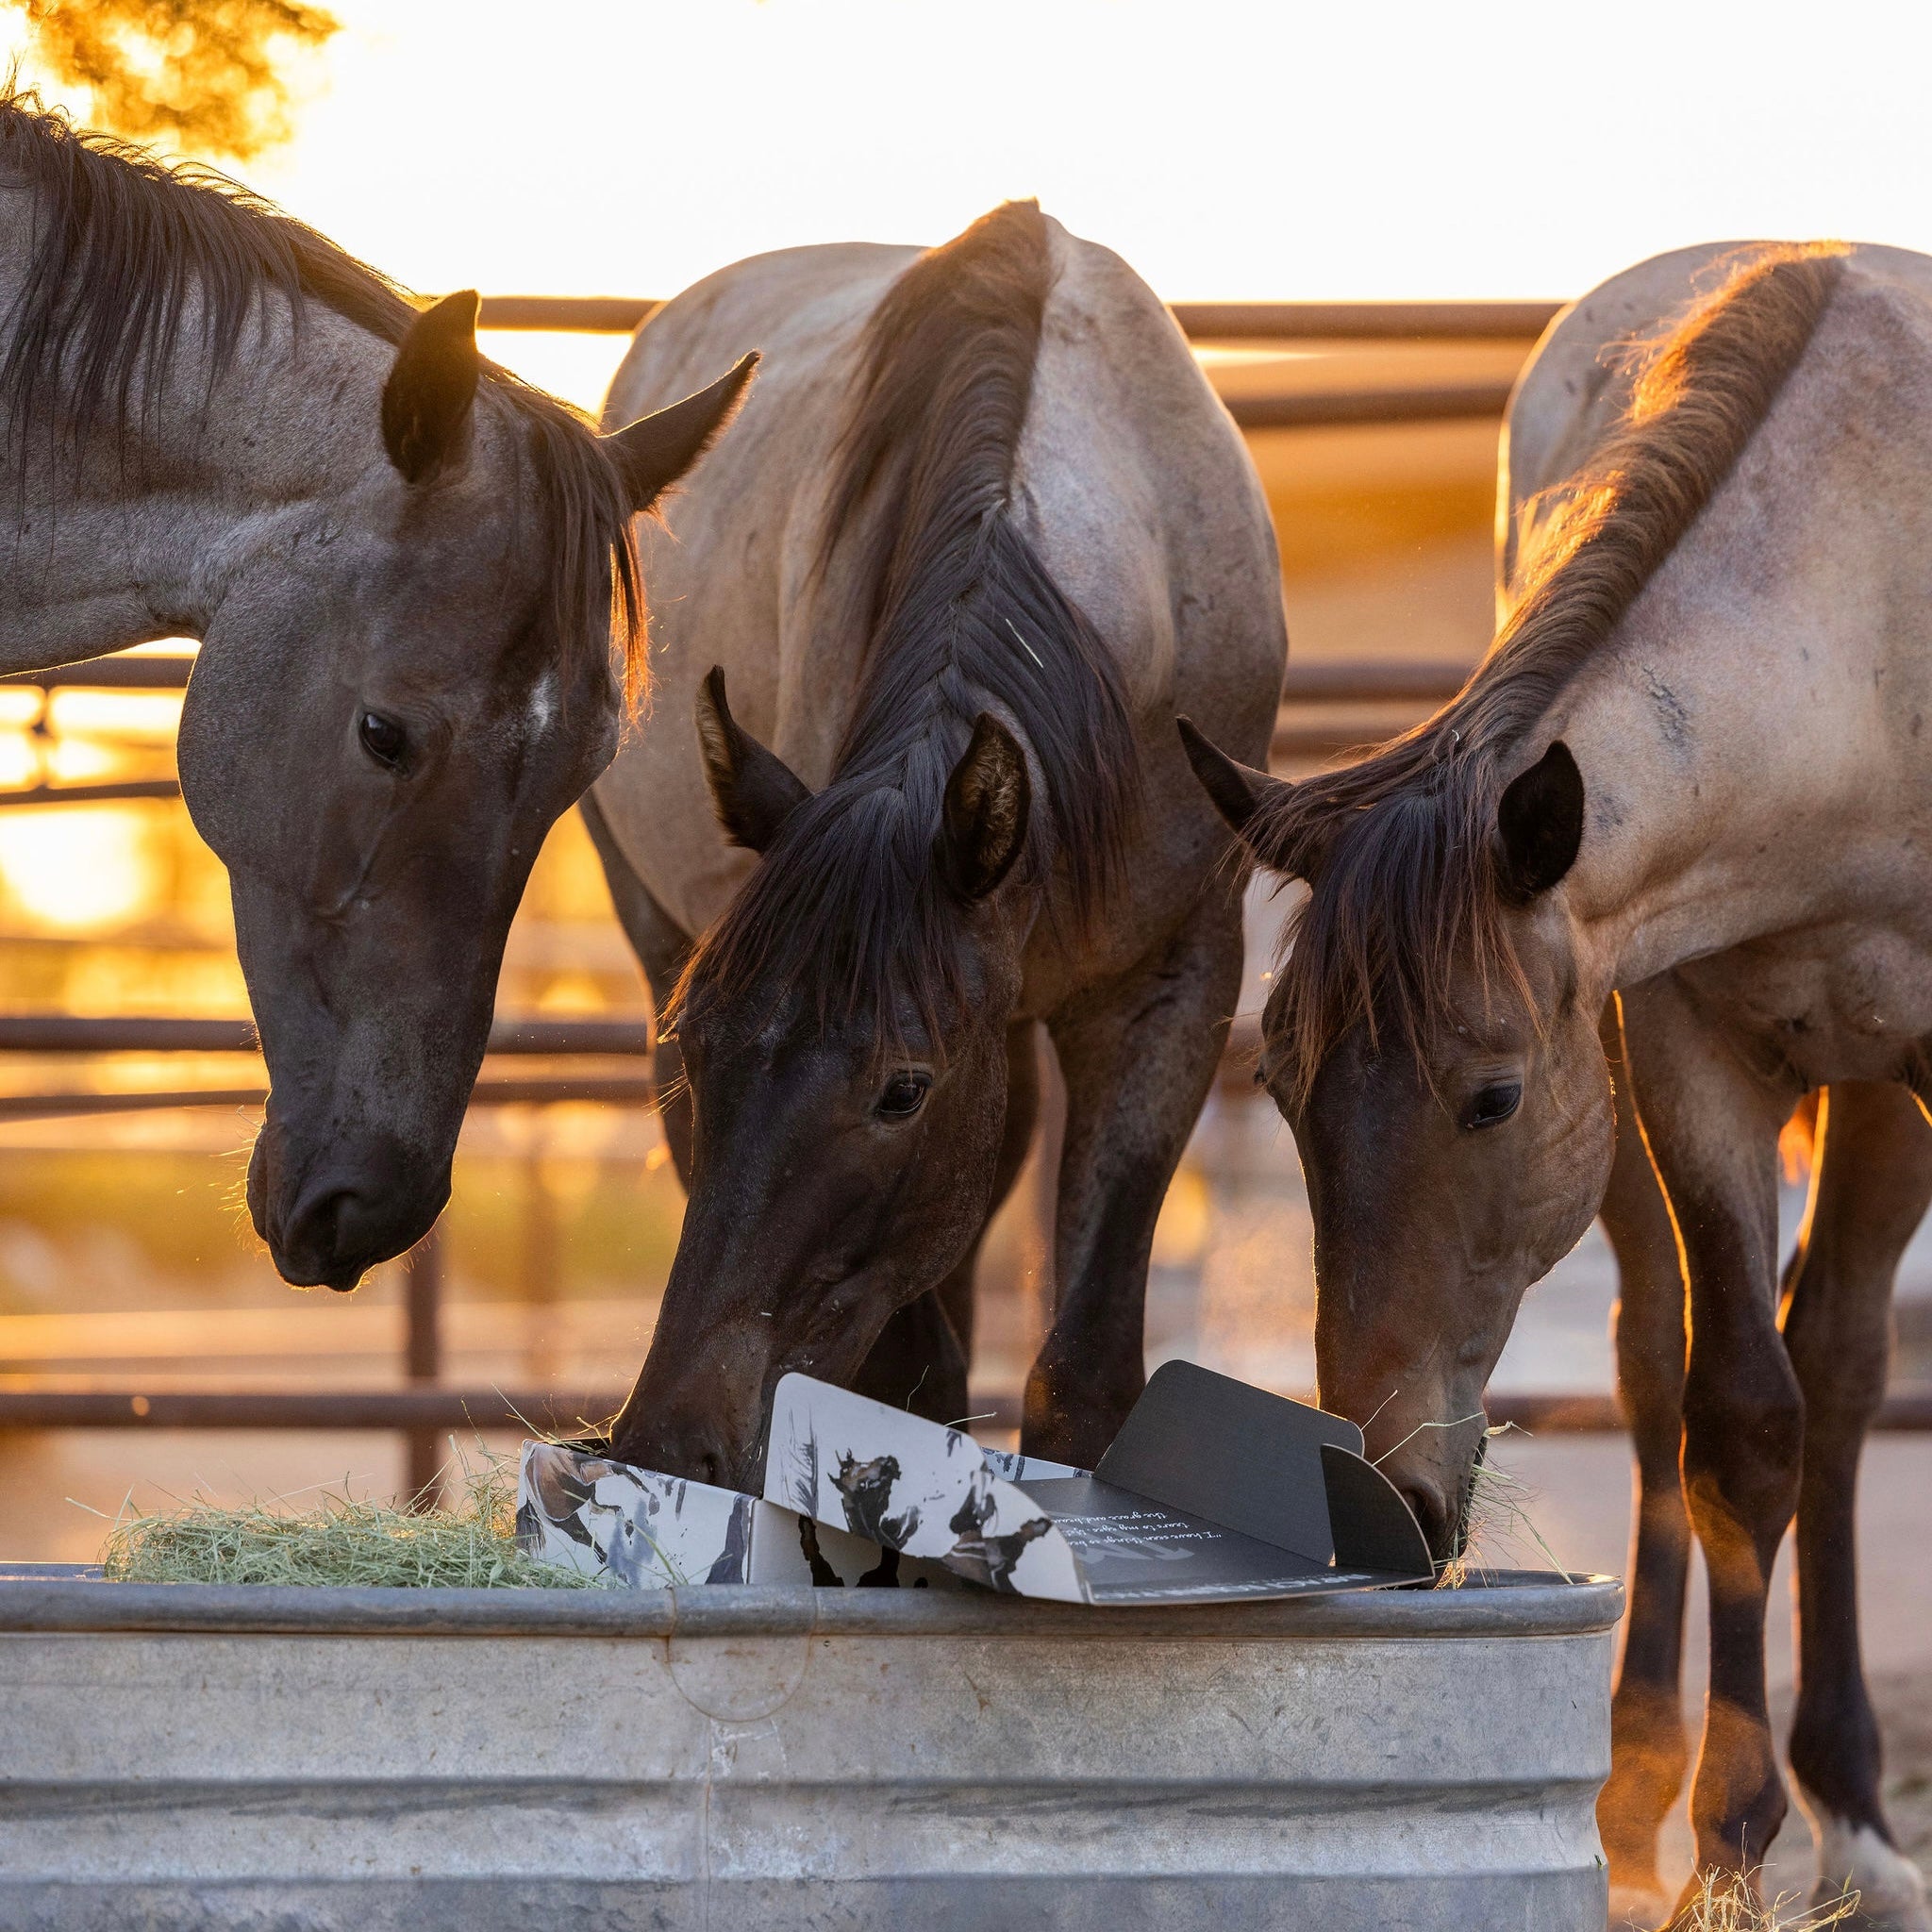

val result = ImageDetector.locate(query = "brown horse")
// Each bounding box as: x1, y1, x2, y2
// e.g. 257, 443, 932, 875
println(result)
0, 95, 749, 1288
1181, 239, 1932, 1920
582, 201, 1286, 1485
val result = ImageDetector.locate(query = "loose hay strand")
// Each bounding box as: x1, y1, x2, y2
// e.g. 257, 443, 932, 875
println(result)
99, 1442, 598, 1590
1439, 1423, 1573, 1589
1675, 1868, 1858, 1930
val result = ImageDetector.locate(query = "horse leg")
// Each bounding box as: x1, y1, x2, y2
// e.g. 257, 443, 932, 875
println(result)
578, 791, 696, 1187
1782, 1081, 1932, 1931
1024, 888, 1244, 1466
1619, 974, 1805, 1921
1596, 998, 1695, 1926
850, 1020, 1041, 1423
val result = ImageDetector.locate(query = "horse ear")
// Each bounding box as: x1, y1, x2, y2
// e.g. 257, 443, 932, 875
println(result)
603, 353, 759, 513
940, 714, 1031, 901
382, 291, 481, 483
1495, 740, 1585, 897
694, 666, 810, 855
1177, 718, 1337, 881
1180, 710, 1304, 834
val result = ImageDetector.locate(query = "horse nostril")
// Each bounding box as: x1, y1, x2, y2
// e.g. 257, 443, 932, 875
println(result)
1398, 1483, 1452, 1557
279, 1185, 378, 1291
306, 1191, 359, 1263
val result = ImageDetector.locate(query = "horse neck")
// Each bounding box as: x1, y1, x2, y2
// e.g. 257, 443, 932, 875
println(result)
0, 258, 384, 675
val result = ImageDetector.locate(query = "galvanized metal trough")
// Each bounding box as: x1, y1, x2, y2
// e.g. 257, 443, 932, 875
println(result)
0, 1567, 1619, 1930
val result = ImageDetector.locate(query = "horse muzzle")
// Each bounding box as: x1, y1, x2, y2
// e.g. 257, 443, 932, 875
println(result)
248, 1119, 447, 1291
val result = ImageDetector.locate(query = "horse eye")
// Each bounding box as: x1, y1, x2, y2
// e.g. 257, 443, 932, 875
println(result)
358, 711, 407, 769
1462, 1082, 1523, 1131
875, 1071, 931, 1120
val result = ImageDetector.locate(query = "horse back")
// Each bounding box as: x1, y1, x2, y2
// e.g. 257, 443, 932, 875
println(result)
1022, 224, 1284, 763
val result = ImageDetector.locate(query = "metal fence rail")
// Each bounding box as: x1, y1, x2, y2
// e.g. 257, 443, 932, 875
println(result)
0, 1388, 620, 1432
469, 294, 1564, 341
0, 1015, 656, 1056
466, 292, 1542, 432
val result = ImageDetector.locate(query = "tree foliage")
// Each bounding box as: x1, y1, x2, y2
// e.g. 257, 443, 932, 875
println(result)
20, 0, 340, 161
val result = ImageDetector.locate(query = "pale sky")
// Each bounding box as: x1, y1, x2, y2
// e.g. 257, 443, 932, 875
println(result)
13, 1, 1932, 306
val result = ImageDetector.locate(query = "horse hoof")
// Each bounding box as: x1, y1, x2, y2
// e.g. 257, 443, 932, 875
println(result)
1813, 1819, 1932, 1931
1607, 1881, 1673, 1929
1814, 1821, 1932, 1931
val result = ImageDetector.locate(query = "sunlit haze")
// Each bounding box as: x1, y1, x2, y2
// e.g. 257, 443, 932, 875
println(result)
8, 0, 1931, 309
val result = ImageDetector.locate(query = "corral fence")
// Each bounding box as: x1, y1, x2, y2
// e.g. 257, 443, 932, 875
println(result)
4, 298, 1904, 1498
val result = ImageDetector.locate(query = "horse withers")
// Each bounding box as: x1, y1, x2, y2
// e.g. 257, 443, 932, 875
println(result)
0, 98, 750, 1288
584, 202, 1286, 1485
1183, 241, 1932, 1924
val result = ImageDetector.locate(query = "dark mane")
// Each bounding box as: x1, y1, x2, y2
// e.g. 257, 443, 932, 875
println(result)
1254, 242, 1847, 1099
0, 92, 644, 695
672, 200, 1139, 1042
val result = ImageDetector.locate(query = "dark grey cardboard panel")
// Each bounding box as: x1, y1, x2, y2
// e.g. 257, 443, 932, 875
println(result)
1092, 1359, 1365, 1566
1015, 1474, 1416, 1603
1321, 1445, 1437, 1577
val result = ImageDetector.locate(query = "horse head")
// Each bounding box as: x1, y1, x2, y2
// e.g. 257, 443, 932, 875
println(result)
605, 678, 1033, 1490
1181, 720, 1615, 1562
178, 296, 754, 1289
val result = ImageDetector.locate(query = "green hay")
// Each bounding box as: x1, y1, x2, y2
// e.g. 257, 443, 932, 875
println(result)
1674, 1870, 1858, 1930
97, 1445, 600, 1590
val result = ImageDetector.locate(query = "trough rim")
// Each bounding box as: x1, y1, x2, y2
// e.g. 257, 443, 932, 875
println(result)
0, 1570, 1621, 1640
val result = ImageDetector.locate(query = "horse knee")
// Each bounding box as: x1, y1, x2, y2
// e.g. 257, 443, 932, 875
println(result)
1681, 1366, 1804, 1557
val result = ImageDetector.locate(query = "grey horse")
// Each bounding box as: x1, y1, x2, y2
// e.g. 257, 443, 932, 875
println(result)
0, 96, 749, 1288
583, 201, 1286, 1483
1183, 241, 1932, 1922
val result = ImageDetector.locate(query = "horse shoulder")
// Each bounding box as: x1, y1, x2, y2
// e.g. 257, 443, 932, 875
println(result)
1024, 224, 1285, 758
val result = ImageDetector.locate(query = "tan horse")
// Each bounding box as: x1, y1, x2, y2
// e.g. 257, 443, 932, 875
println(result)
1182, 240, 1932, 1922
584, 203, 1285, 1484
